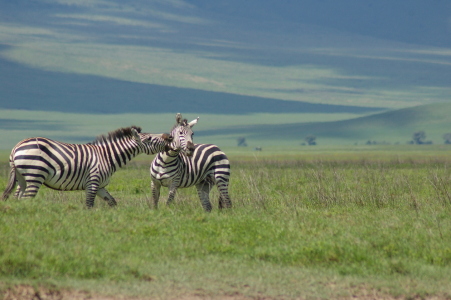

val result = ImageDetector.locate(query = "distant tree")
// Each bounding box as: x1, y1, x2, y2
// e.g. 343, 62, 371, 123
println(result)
412, 131, 426, 144
305, 135, 317, 145
443, 133, 451, 144
237, 137, 247, 147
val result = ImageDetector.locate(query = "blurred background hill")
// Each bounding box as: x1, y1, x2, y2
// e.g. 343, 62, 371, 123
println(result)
0, 0, 450, 148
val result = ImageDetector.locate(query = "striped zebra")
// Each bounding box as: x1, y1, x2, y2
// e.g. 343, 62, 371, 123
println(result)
150, 113, 231, 212
2, 126, 172, 208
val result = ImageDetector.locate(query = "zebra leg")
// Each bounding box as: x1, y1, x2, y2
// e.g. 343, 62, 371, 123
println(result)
13, 171, 28, 198
20, 183, 43, 199
151, 180, 161, 208
13, 186, 21, 198
18, 173, 45, 199
97, 188, 117, 207
85, 182, 100, 208
195, 182, 213, 212
166, 183, 179, 206
216, 179, 232, 209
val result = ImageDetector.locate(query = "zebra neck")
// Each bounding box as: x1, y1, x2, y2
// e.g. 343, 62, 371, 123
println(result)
102, 139, 140, 169
159, 149, 180, 162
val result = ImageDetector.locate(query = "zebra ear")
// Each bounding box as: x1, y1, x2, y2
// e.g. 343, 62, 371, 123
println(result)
188, 117, 199, 128
176, 113, 183, 125
131, 128, 144, 145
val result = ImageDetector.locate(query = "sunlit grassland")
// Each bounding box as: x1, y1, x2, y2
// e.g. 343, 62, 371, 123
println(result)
4, 102, 451, 150
207, 103, 451, 147
3, 30, 451, 110
0, 40, 419, 109
1, 147, 451, 299
0, 109, 367, 149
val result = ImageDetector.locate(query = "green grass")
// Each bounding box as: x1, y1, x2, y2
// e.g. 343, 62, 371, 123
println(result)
1, 148, 451, 299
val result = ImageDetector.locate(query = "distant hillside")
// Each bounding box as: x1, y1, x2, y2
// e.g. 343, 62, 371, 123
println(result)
0, 58, 382, 115
1, 1, 451, 111
0, 103, 449, 149
197, 103, 451, 145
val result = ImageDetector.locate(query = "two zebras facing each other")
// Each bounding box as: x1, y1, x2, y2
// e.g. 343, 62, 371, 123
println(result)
150, 113, 232, 212
1, 126, 172, 208
1, 114, 232, 212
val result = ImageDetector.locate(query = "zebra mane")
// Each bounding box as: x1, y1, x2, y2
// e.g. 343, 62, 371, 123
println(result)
90, 126, 142, 145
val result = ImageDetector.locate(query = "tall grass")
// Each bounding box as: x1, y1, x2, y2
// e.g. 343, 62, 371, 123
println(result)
1, 152, 451, 299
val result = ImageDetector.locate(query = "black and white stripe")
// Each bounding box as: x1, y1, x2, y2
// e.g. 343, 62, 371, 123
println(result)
150, 113, 231, 211
2, 126, 172, 208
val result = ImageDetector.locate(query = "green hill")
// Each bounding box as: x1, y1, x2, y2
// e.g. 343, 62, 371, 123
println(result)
0, 103, 450, 150
197, 103, 451, 146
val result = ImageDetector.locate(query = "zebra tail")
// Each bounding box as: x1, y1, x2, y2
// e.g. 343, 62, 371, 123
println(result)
2, 163, 17, 201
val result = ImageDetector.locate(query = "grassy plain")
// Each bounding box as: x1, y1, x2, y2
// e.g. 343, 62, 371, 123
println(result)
0, 109, 367, 150
3, 102, 451, 151
1, 146, 451, 299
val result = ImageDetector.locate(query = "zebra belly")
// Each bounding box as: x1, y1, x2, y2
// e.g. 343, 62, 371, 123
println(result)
43, 177, 86, 191
43, 175, 109, 191
178, 173, 211, 188
154, 175, 200, 189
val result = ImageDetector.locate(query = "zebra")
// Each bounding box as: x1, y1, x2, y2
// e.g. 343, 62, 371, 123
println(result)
150, 113, 232, 212
2, 126, 172, 208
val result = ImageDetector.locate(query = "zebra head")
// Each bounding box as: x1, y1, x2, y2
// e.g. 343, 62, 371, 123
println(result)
169, 113, 199, 156
131, 128, 173, 155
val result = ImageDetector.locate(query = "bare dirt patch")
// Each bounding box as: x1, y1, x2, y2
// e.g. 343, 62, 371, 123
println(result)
2, 285, 451, 300
1, 285, 264, 300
